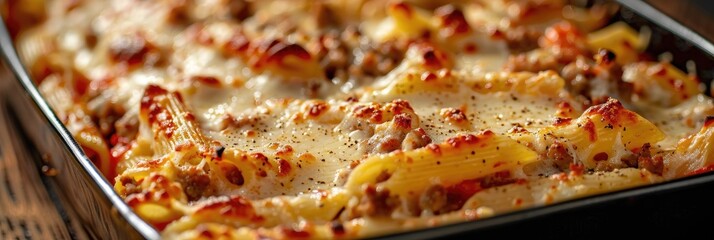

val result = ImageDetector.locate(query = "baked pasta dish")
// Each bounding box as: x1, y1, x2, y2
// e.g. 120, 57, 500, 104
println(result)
5, 0, 714, 238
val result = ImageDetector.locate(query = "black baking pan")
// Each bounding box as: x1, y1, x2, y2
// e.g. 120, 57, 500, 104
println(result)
1, 1, 713, 239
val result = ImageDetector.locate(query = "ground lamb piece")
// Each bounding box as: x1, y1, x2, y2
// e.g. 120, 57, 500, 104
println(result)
560, 57, 595, 95
501, 27, 543, 53
419, 185, 448, 214
356, 185, 399, 217
308, 26, 408, 82
177, 167, 214, 201
355, 39, 408, 77
368, 132, 407, 154
87, 98, 129, 138
622, 143, 663, 175
119, 176, 142, 196
559, 50, 624, 103
367, 113, 417, 154
640, 156, 664, 175
229, 0, 252, 21
547, 141, 573, 171
338, 101, 426, 154
315, 31, 352, 80
401, 128, 432, 150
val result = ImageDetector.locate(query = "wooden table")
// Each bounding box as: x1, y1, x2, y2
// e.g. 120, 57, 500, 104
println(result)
647, 0, 714, 42
0, 70, 89, 239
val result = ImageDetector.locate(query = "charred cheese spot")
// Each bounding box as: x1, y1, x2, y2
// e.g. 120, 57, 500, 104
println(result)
393, 113, 413, 129
426, 143, 442, 155
556, 101, 576, 118
389, 2, 413, 18
140, 85, 177, 138
415, 42, 452, 69
196, 196, 263, 222
553, 117, 572, 127
190, 75, 222, 87
440, 107, 469, 126
445, 130, 494, 148
435, 5, 471, 37
108, 32, 160, 66
307, 101, 329, 118
276, 145, 295, 157
583, 119, 597, 142
583, 98, 637, 126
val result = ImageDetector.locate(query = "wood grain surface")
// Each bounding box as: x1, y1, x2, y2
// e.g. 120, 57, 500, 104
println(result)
647, 0, 714, 42
0, 67, 89, 239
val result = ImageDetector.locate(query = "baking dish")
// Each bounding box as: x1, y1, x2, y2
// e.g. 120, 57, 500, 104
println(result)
1, 1, 714, 239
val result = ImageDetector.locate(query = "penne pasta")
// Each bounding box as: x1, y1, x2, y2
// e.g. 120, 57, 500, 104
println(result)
587, 22, 648, 65
139, 85, 211, 156
346, 131, 538, 196
462, 168, 663, 213
535, 99, 665, 170
664, 117, 714, 178
622, 62, 701, 107
164, 189, 351, 233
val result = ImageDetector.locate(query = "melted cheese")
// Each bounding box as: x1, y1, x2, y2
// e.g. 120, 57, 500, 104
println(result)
365, 89, 561, 142
210, 101, 363, 198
